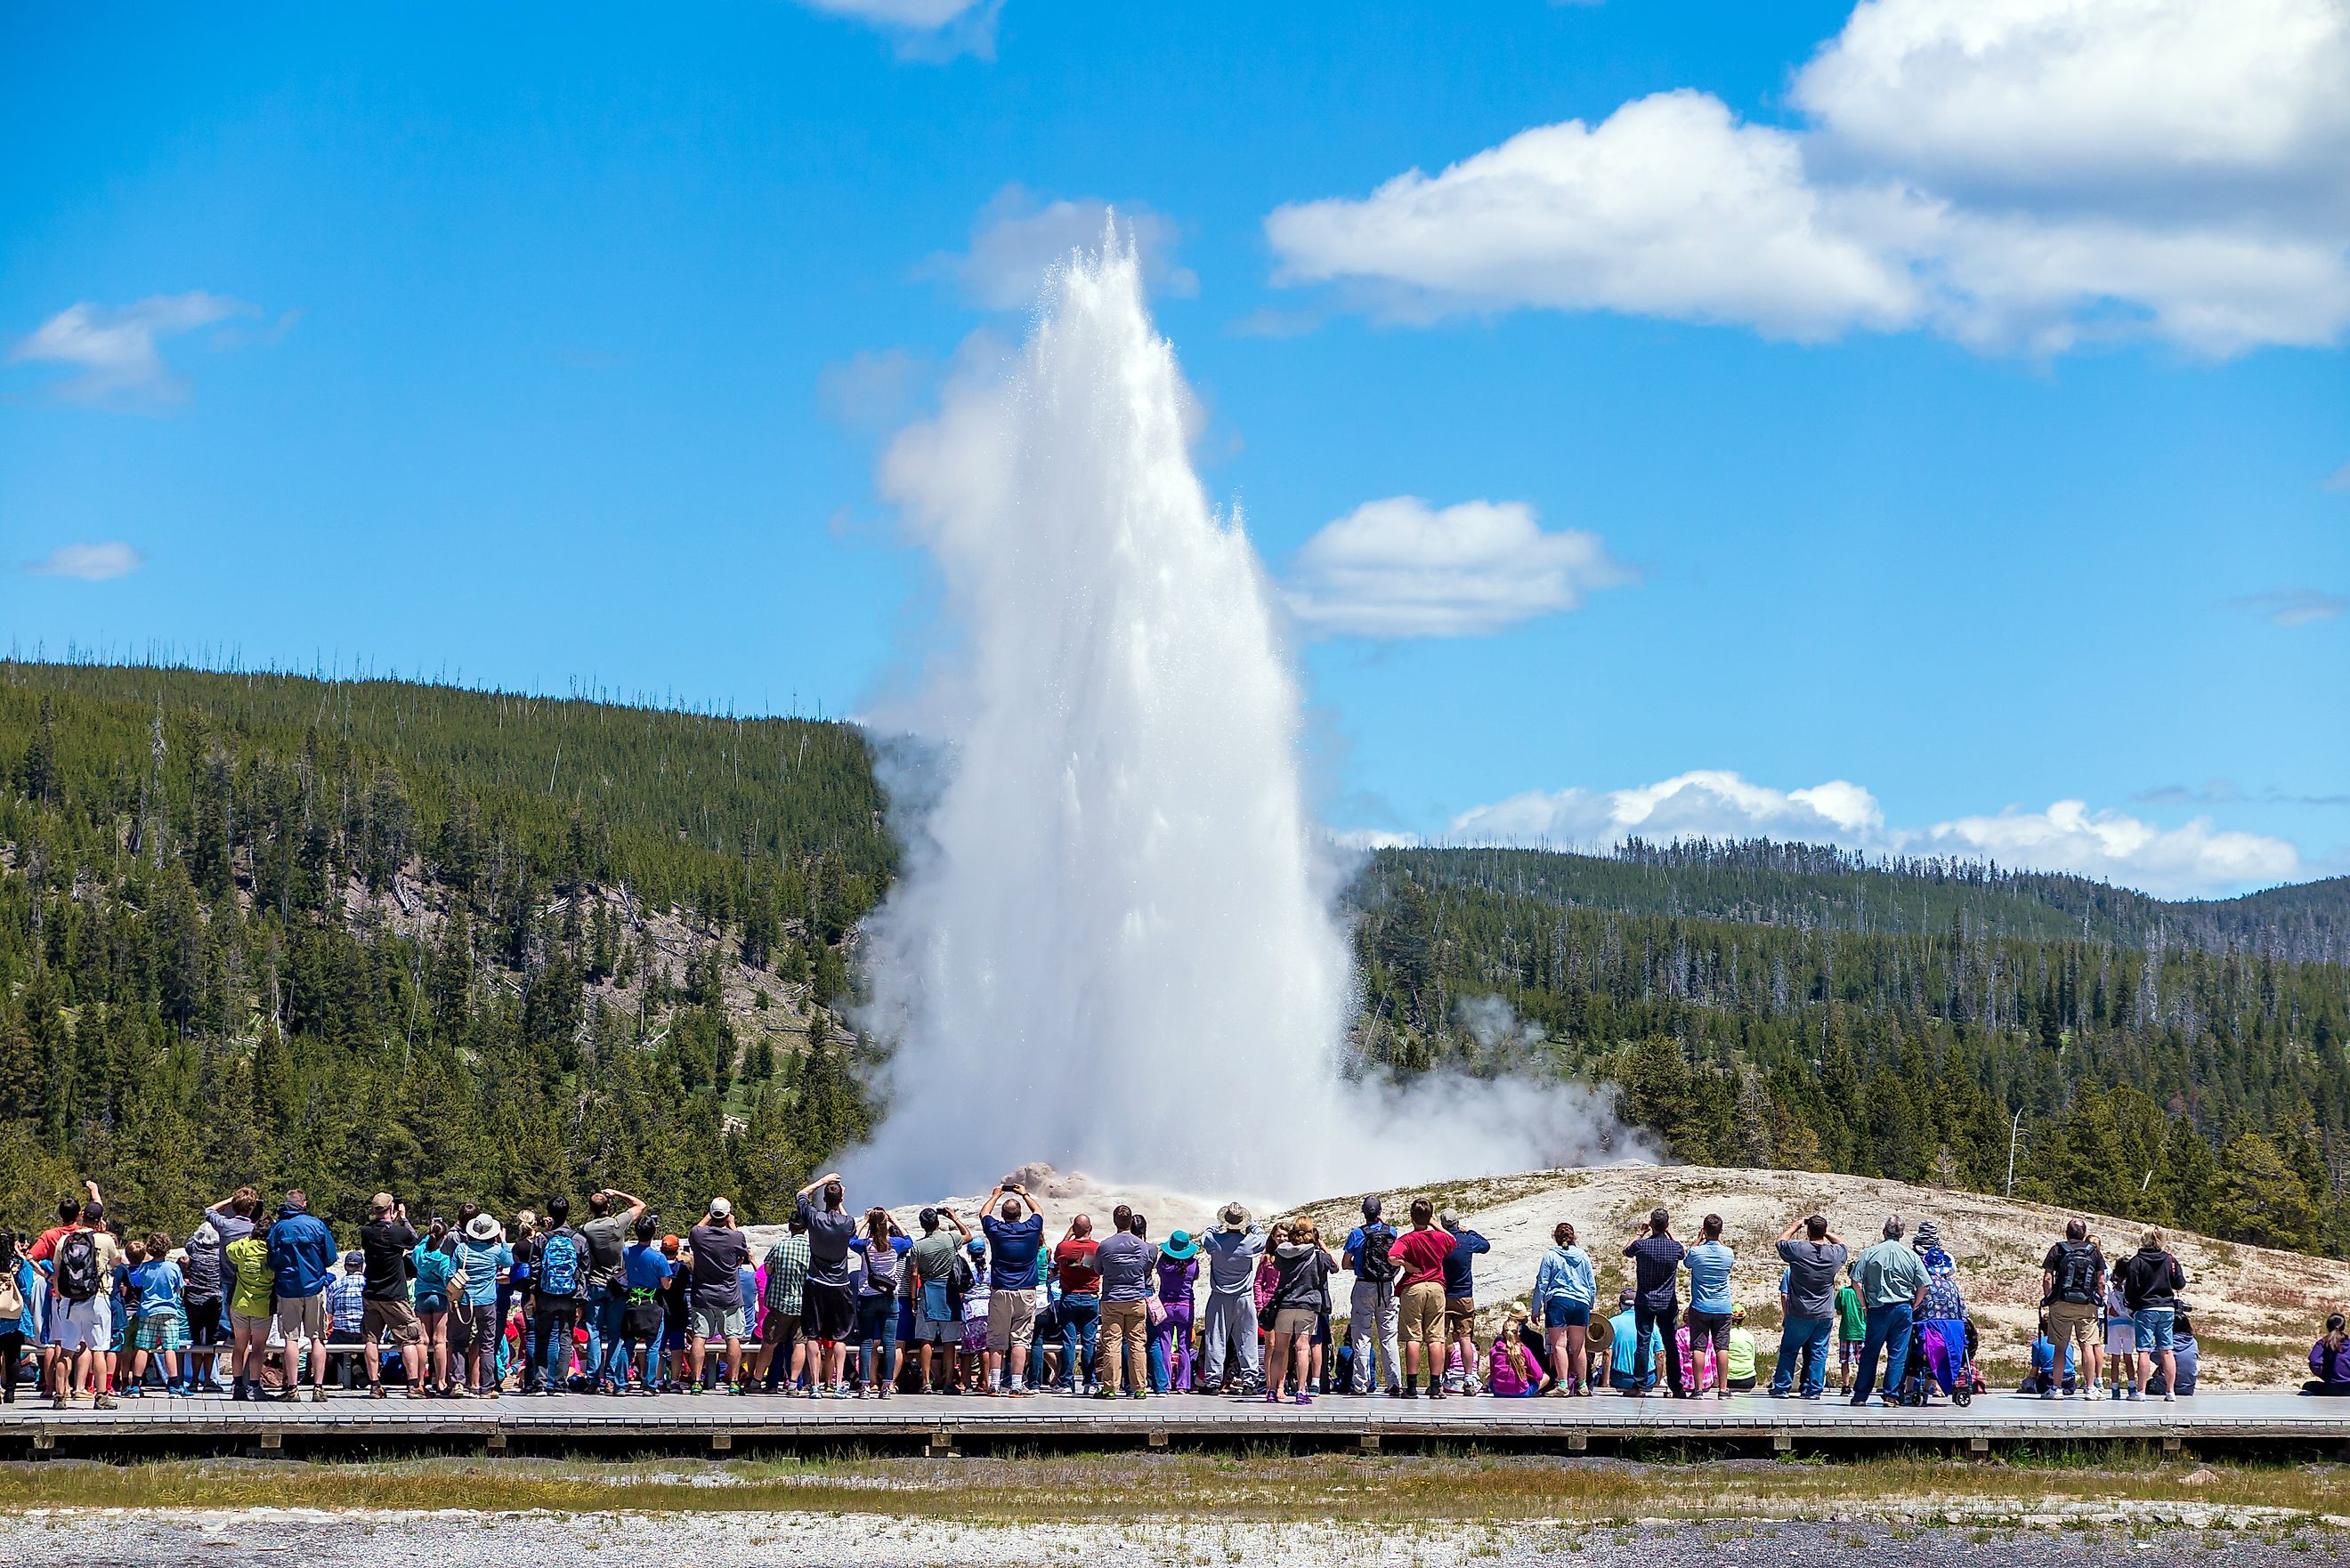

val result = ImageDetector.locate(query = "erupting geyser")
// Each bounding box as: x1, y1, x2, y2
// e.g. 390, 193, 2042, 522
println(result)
852, 230, 1636, 1200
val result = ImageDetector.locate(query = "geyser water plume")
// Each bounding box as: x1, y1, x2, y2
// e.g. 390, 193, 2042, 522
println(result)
852, 230, 1639, 1201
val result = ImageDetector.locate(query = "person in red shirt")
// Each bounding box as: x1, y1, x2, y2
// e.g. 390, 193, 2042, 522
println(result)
1387, 1198, 1456, 1399
28, 1185, 93, 1403
1050, 1216, 1101, 1394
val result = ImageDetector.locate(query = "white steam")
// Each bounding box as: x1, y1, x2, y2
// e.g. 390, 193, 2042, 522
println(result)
851, 229, 1641, 1202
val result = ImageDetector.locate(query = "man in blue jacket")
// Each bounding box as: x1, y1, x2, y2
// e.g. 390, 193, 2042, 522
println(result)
264, 1191, 337, 1402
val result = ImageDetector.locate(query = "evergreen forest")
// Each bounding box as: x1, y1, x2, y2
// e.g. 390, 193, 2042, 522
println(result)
4, 660, 2346, 1257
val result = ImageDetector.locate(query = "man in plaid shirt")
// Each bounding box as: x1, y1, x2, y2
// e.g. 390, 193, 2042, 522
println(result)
753, 1214, 810, 1393
324, 1252, 369, 1390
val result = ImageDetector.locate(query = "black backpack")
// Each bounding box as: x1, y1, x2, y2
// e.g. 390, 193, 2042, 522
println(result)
1355, 1224, 1397, 1286
2054, 1241, 2099, 1305
56, 1230, 101, 1303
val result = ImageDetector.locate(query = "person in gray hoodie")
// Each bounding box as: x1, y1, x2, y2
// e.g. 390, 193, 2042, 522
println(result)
1197, 1204, 1266, 1393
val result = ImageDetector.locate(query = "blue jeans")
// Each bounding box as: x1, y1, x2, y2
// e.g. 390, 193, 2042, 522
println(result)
1633, 1303, 1683, 1395
856, 1293, 899, 1386
1771, 1313, 1833, 1397
1058, 1293, 1100, 1387
585, 1285, 627, 1387
531, 1305, 576, 1391
1852, 1303, 1913, 1403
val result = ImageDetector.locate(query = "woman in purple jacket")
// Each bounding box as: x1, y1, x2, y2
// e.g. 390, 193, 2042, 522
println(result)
1155, 1231, 1200, 1393
2306, 1313, 2350, 1396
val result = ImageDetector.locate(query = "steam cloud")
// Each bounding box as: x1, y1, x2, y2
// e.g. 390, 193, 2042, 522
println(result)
850, 229, 1644, 1203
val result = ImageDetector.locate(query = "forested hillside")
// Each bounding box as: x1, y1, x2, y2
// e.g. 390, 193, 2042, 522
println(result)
0, 661, 886, 1238
4, 660, 2346, 1260
1352, 852, 2350, 1255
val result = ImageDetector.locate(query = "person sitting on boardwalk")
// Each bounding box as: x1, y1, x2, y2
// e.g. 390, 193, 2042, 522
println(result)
1604, 1288, 1659, 1392
2150, 1308, 2198, 1397
1487, 1307, 1543, 1396
2305, 1313, 2350, 1396
1722, 1306, 1757, 1393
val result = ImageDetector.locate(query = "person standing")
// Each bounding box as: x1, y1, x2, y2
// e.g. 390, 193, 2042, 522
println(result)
796, 1174, 859, 1396
685, 1197, 750, 1395
1094, 1206, 1155, 1399
2038, 1218, 2106, 1401
1155, 1230, 1200, 1394
263, 1191, 336, 1402
576, 1188, 644, 1394
1, 1232, 35, 1403
1050, 1214, 1102, 1395
978, 1180, 1047, 1397
1849, 1216, 1927, 1407
1769, 1214, 1846, 1401
1342, 1197, 1400, 1396
1198, 1204, 1266, 1394
1390, 1198, 1456, 1399
2119, 1227, 2185, 1404
527, 1197, 590, 1394
1622, 1208, 1687, 1399
619, 1214, 675, 1394
908, 1206, 971, 1394
450, 1211, 513, 1398
36, 1183, 122, 1409
2103, 1261, 2138, 1400
180, 1218, 226, 1394
1531, 1221, 1596, 1397
1682, 1214, 1735, 1400
850, 1208, 910, 1399
1439, 1210, 1490, 1391
357, 1194, 423, 1399
1262, 1219, 1336, 1404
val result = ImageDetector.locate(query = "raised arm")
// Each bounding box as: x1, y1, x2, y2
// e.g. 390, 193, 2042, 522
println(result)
939, 1205, 971, 1241
798, 1172, 843, 1199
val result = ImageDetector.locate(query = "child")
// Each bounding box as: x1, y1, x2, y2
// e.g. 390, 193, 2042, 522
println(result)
1834, 1265, 1864, 1394
2103, 1272, 2138, 1399
127, 1232, 188, 1396
1487, 1310, 1543, 1396
960, 1237, 992, 1393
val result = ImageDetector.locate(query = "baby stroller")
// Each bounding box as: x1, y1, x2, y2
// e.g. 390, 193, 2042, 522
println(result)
1898, 1316, 1975, 1407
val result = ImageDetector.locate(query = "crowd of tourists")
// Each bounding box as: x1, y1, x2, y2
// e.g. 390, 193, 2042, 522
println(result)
5, 1175, 2349, 1408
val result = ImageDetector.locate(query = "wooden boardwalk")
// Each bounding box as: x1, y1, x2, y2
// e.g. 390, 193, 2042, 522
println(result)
7, 1389, 2350, 1458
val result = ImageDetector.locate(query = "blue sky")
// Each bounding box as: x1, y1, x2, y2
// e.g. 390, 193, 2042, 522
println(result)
4, 0, 2346, 897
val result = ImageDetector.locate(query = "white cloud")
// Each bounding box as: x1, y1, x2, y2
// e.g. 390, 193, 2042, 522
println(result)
1267, 92, 1924, 341
1430, 767, 2304, 897
1792, 0, 2350, 202
23, 541, 145, 581
1284, 496, 1633, 637
797, 0, 1002, 58
1265, 0, 2350, 356
2231, 587, 2346, 626
1925, 801, 2300, 896
1449, 770, 1889, 850
10, 292, 254, 404
926, 186, 1195, 311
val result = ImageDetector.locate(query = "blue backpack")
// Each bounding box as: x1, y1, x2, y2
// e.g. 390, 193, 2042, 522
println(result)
539, 1231, 582, 1298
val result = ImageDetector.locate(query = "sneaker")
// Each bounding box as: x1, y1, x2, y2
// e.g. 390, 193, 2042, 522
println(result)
2127, 1389, 2143, 1402
2040, 1389, 2057, 1401
2164, 1393, 2176, 1403
93, 1394, 119, 1410
1293, 1392, 1315, 1406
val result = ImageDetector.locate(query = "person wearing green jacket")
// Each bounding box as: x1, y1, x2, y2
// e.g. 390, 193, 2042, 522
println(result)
1835, 1268, 1865, 1394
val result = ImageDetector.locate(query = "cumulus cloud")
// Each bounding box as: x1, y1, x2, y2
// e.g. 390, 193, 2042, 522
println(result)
1268, 92, 1925, 341
926, 186, 1195, 311
1265, 0, 2350, 356
10, 292, 255, 404
1284, 496, 1633, 637
1425, 767, 2303, 897
2232, 587, 2346, 626
23, 541, 144, 581
797, 0, 1002, 59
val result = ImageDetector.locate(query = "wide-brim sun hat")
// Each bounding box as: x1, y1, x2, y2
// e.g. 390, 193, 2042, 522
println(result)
464, 1215, 501, 1242
1163, 1230, 1200, 1260
1220, 1205, 1250, 1232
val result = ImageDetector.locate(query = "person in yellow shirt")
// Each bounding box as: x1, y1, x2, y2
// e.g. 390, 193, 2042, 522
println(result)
224, 1232, 276, 1400
1723, 1305, 1758, 1393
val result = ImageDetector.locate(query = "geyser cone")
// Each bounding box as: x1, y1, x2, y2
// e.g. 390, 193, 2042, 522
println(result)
855, 232, 1352, 1199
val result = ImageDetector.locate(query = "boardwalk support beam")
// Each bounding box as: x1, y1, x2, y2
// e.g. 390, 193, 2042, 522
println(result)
1147, 1429, 1169, 1449
1773, 1434, 1793, 1454
710, 1433, 733, 1453
928, 1430, 957, 1459
1567, 1432, 1589, 1452
486, 1432, 507, 1453
1358, 1433, 1381, 1454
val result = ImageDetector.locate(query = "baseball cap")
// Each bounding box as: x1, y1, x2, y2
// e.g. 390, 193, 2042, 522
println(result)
709, 1197, 733, 1217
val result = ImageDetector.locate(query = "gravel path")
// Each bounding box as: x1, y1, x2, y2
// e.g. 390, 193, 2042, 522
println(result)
10, 1508, 2349, 1567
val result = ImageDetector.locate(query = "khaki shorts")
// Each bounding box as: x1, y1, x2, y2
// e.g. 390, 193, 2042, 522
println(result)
987, 1288, 1037, 1356
1399, 1281, 1446, 1347
1271, 1306, 1317, 1338
2048, 1299, 2100, 1351
363, 1298, 423, 1346
1445, 1296, 1477, 1338
230, 1309, 272, 1338
274, 1293, 329, 1344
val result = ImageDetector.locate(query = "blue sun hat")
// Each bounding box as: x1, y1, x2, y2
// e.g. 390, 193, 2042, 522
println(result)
967, 1237, 987, 1257
1162, 1230, 1200, 1260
